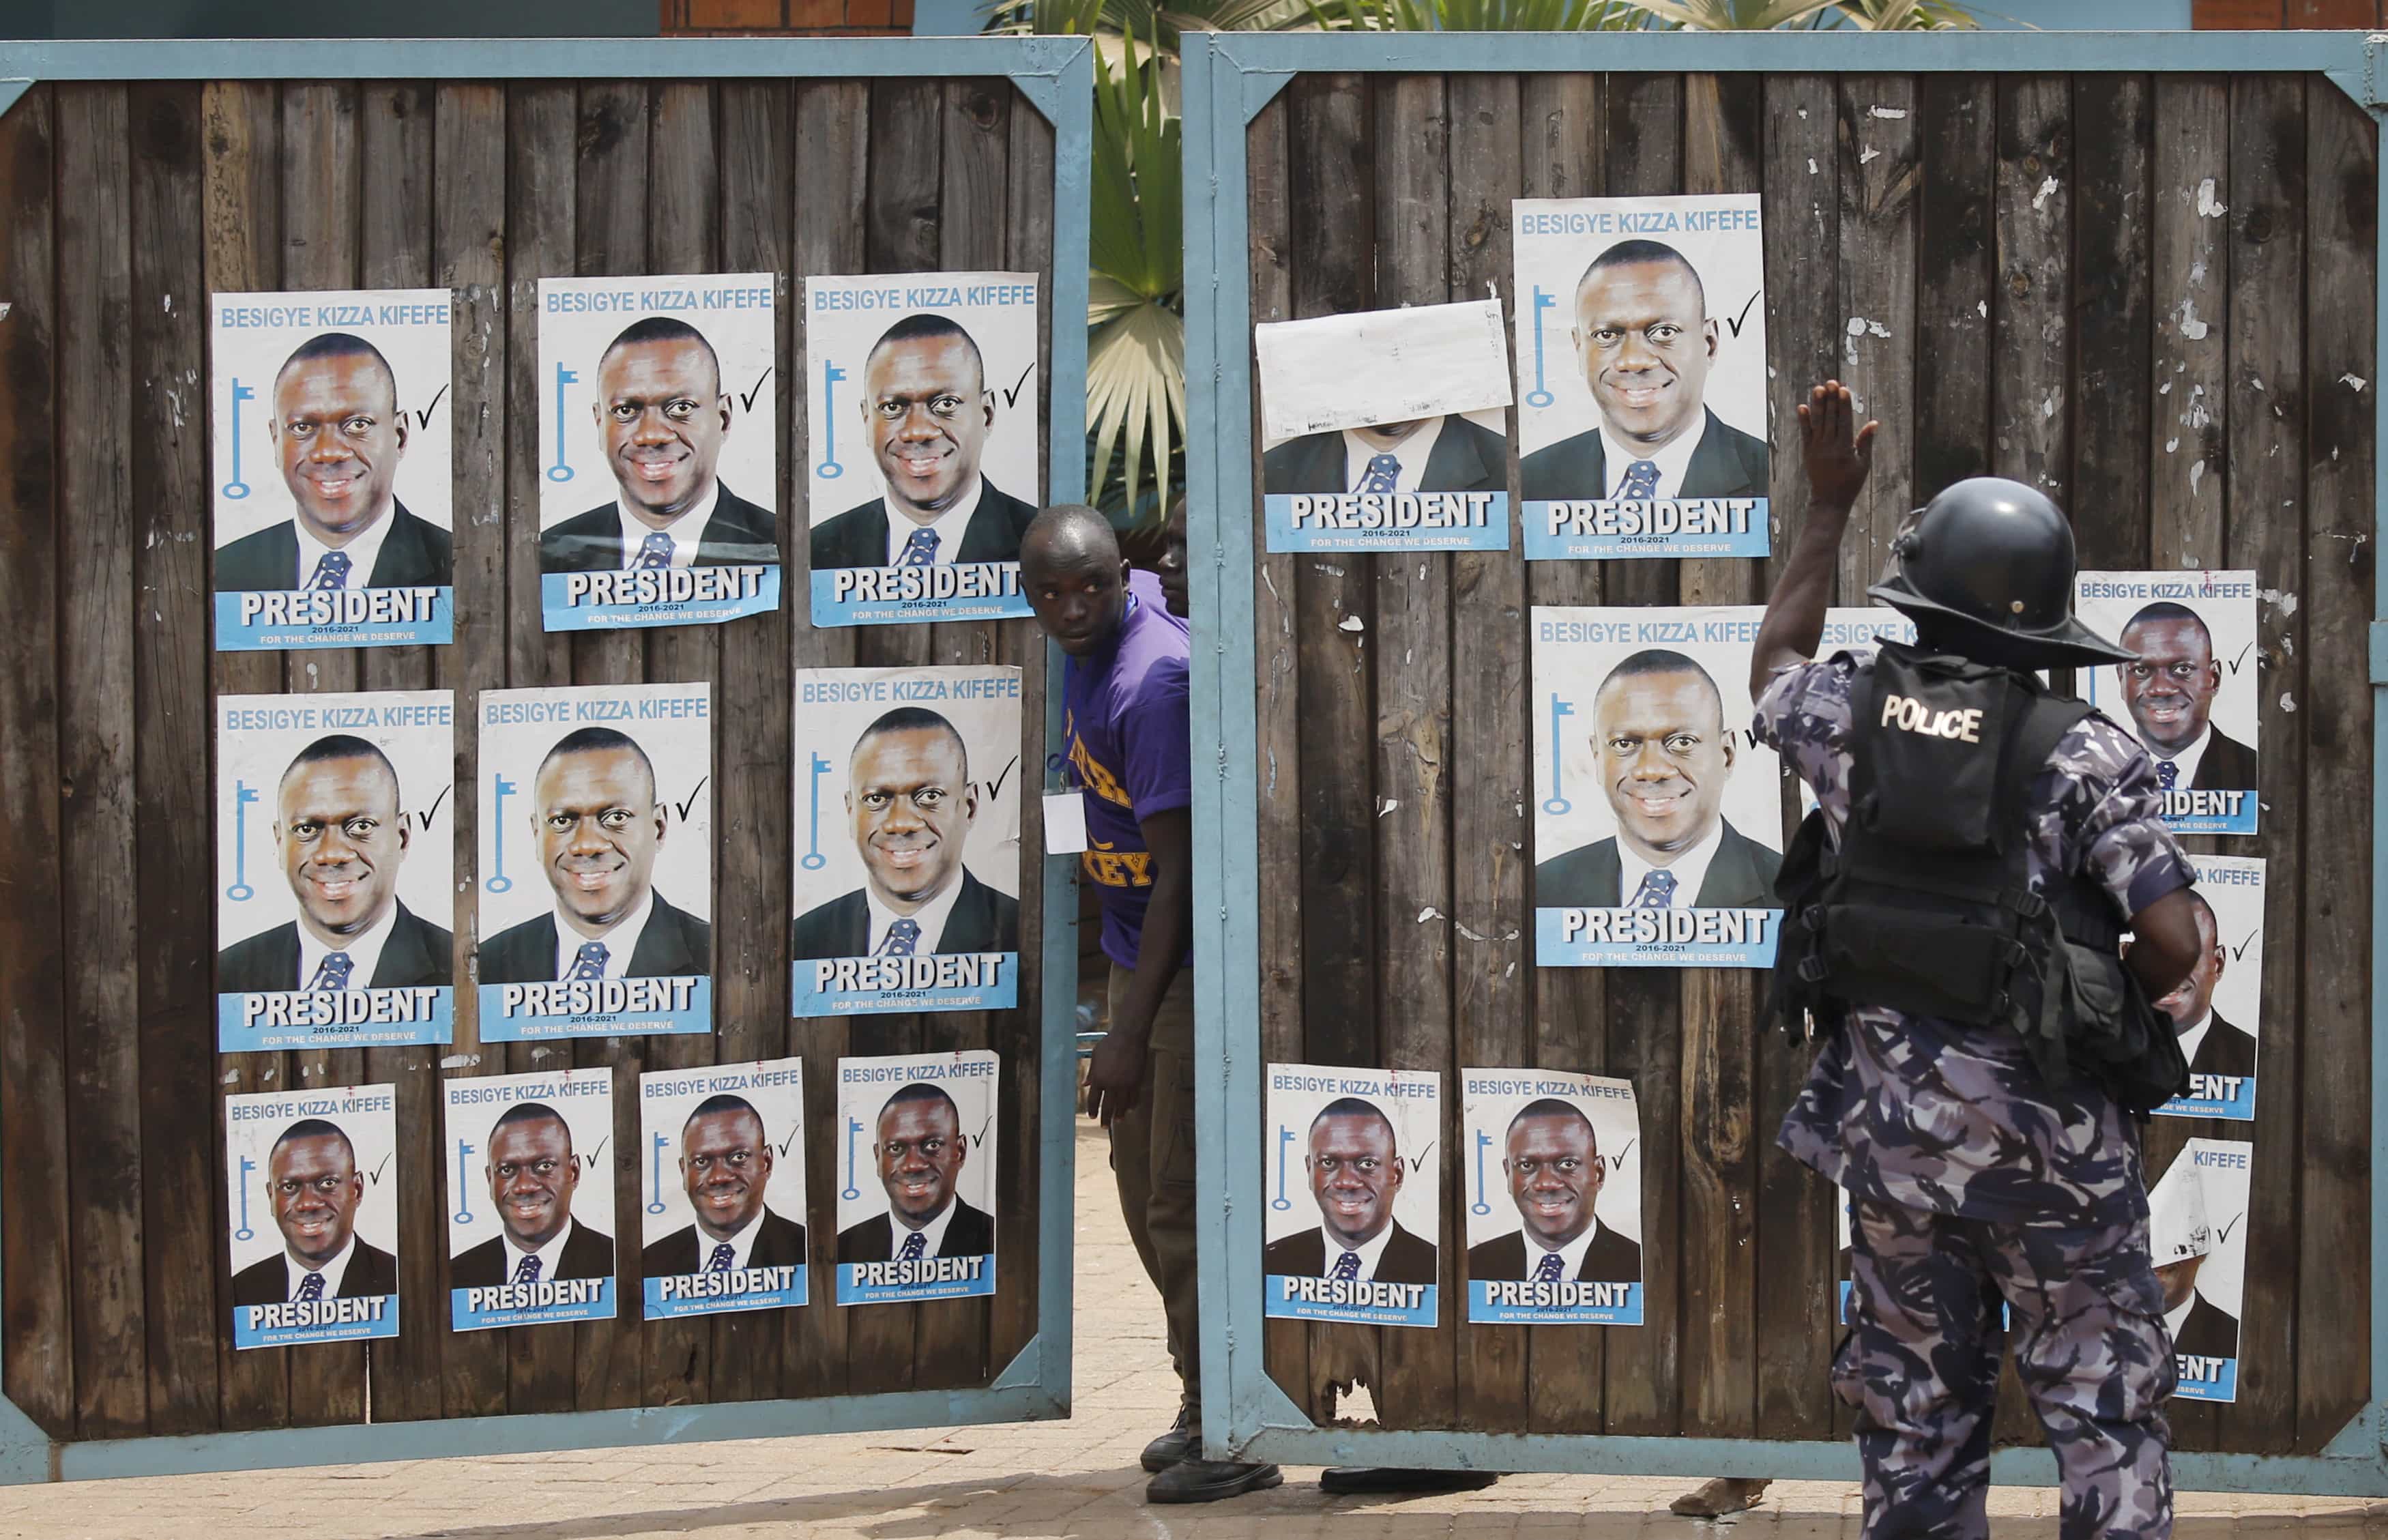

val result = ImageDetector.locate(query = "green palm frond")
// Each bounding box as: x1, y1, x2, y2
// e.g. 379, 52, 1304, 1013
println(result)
1083, 29, 1186, 520
1315, 0, 1645, 31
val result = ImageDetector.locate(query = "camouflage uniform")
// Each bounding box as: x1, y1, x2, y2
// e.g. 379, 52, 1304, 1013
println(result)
1756, 650, 2196, 1540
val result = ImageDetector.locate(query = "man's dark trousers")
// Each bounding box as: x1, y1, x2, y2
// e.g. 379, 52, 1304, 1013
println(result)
1107, 963, 1201, 1411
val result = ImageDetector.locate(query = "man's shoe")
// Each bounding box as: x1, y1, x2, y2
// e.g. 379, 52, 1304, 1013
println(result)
1139, 1405, 1199, 1474
1319, 1467, 1499, 1496
1147, 1457, 1285, 1504
1670, 1477, 1773, 1517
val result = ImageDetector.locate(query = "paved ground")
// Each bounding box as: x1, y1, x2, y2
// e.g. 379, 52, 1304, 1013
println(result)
0, 1120, 2380, 1537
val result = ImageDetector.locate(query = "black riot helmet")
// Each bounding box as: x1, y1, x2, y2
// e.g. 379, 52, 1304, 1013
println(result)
1868, 477, 2137, 669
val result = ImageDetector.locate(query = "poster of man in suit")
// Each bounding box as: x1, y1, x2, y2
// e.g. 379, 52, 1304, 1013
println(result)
802, 274, 1041, 627
790, 666, 1023, 1018
214, 691, 454, 1052
1531, 605, 1785, 967
834, 1051, 1000, 1306
1511, 195, 1770, 562
1261, 1065, 1441, 1328
2142, 856, 2265, 1122
224, 1084, 401, 1350
210, 291, 454, 650
2076, 571, 2260, 835
1459, 1070, 1642, 1326
536, 276, 781, 632
443, 1067, 616, 1332
638, 1060, 809, 1320
476, 683, 712, 1041
2149, 1137, 2252, 1403
1252, 298, 1515, 554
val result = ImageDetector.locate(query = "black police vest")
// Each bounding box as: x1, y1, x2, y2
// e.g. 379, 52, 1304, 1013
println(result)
1768, 643, 2189, 1113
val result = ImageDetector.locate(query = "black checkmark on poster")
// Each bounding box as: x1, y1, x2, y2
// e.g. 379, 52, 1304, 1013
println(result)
411, 385, 451, 431
675, 776, 710, 822
2228, 642, 2256, 675
739, 368, 774, 413
1001, 362, 1037, 411
2230, 928, 2259, 962
1724, 291, 1762, 338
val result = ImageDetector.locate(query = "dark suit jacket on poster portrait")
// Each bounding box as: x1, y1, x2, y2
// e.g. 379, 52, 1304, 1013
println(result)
1465, 1223, 1643, 1286
834, 1198, 996, 1264
1534, 819, 1783, 911
1260, 416, 1509, 497
230, 1237, 401, 1307
807, 478, 1039, 572
2171, 1294, 2241, 1361
2188, 729, 2258, 791
216, 902, 455, 994
790, 869, 1020, 961
640, 1208, 809, 1277
213, 501, 454, 593
1519, 407, 1770, 505
449, 1223, 617, 1289
2187, 1011, 2258, 1082
1259, 1221, 1438, 1287
538, 482, 780, 573
476, 892, 712, 985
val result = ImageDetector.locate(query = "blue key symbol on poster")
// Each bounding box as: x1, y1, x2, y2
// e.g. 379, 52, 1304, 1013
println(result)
1542, 696, 1575, 815
841, 1116, 864, 1200
801, 753, 832, 870
1471, 1128, 1494, 1215
233, 1154, 257, 1239
221, 379, 256, 498
452, 1139, 476, 1223
547, 364, 579, 482
1524, 288, 1558, 408
1271, 1125, 1294, 1211
226, 781, 259, 901
815, 360, 847, 479
647, 1131, 670, 1214
484, 774, 516, 892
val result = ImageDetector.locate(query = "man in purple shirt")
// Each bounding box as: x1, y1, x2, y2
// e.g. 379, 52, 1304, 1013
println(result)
1021, 504, 1280, 1506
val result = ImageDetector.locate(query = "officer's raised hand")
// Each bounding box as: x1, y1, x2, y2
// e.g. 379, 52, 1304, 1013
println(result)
1799, 379, 1878, 509
1752, 381, 1882, 694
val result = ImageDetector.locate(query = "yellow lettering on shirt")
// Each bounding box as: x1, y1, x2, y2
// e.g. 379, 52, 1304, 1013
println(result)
1081, 841, 1153, 889
1065, 710, 1133, 809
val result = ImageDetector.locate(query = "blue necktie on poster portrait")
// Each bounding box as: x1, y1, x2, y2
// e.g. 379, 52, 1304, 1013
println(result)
1356, 454, 1401, 495
1631, 869, 1678, 908
899, 528, 940, 567
879, 918, 922, 957
1618, 459, 1661, 500
306, 551, 352, 591
512, 1253, 542, 1286
633, 531, 675, 570
294, 1270, 325, 1303
1534, 1250, 1565, 1284
567, 941, 609, 981
708, 1243, 735, 1273
1328, 1250, 1361, 1283
307, 950, 354, 992
898, 1230, 927, 1264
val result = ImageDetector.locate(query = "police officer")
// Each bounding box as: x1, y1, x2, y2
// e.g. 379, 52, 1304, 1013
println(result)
1749, 381, 2206, 1540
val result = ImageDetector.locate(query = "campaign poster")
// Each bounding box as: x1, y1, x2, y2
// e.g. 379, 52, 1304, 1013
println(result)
224, 1084, 401, 1350
791, 667, 1024, 1017
802, 273, 1041, 626
214, 691, 456, 1052
1511, 195, 1770, 561
1254, 300, 1514, 553
210, 289, 455, 650
2075, 570, 2260, 835
1459, 1069, 1642, 1326
536, 275, 781, 633
1531, 605, 1784, 966
443, 1067, 615, 1331
2151, 1136, 2252, 1403
1261, 1064, 1442, 1328
638, 1059, 809, 1320
832, 1051, 1000, 1305
2150, 856, 2265, 1122
476, 683, 712, 1041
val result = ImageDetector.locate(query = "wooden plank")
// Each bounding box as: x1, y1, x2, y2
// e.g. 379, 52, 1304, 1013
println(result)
1517, 68, 1607, 1438
499, 81, 581, 1419
990, 80, 1055, 1382
1676, 70, 1764, 1445
784, 76, 868, 1404
1283, 70, 1381, 1421
1247, 92, 1313, 1419
639, 78, 723, 1414
1752, 70, 1839, 1447
2071, 75, 2153, 575
1595, 69, 1681, 1441
1914, 74, 1994, 502
278, 76, 373, 1433
199, 76, 291, 1438
1833, 75, 1917, 600
355, 79, 443, 1427
2295, 76, 2374, 1454
0, 81, 73, 1442
433, 79, 512, 1423
2217, 70, 2305, 1459
2151, 78, 2230, 575
1446, 69, 1529, 1435
129, 81, 222, 1437
569, 79, 655, 1417
710, 76, 796, 1406
1369, 72, 1457, 1436
55, 84, 143, 1443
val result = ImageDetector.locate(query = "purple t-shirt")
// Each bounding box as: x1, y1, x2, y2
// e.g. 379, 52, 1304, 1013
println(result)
1064, 568, 1193, 969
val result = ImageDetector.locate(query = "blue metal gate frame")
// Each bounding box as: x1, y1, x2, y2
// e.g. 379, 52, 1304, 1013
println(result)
1183, 26, 2388, 1494
0, 34, 1090, 1484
